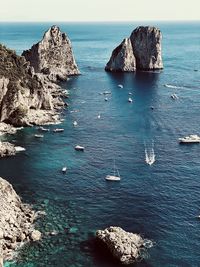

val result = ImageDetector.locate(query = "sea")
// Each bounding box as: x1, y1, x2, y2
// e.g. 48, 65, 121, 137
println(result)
0, 21, 200, 267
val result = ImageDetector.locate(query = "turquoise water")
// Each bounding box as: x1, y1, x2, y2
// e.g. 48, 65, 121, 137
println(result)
0, 22, 200, 266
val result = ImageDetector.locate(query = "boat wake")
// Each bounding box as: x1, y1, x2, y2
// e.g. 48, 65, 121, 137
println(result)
144, 142, 155, 166
164, 84, 184, 89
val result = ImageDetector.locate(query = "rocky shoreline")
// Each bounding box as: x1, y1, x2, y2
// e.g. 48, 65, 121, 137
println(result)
0, 177, 42, 265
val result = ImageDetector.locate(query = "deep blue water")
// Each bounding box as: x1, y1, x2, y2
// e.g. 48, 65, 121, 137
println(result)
0, 22, 200, 267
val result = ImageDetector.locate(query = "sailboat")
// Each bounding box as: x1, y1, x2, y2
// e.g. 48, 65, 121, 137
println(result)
105, 160, 121, 181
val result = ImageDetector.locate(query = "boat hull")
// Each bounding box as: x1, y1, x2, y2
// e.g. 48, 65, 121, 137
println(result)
105, 175, 120, 181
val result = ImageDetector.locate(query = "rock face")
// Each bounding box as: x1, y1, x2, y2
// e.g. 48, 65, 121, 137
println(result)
22, 25, 80, 81
0, 142, 16, 158
130, 26, 163, 70
105, 38, 136, 72
0, 177, 41, 261
96, 226, 151, 265
0, 44, 63, 126
105, 26, 163, 72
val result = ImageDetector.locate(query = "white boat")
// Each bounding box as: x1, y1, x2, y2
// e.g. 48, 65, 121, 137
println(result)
128, 97, 133, 103
104, 98, 108, 101
62, 167, 67, 173
75, 145, 85, 151
179, 134, 200, 143
128, 92, 132, 95
103, 91, 111, 95
15, 146, 26, 152
105, 160, 121, 181
34, 134, 44, 138
38, 126, 50, 132
53, 128, 64, 133
118, 84, 123, 89
97, 114, 101, 119
73, 121, 78, 126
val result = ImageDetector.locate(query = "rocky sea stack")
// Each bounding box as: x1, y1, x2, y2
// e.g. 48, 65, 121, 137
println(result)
22, 25, 80, 81
96, 226, 152, 265
0, 177, 41, 264
105, 26, 163, 72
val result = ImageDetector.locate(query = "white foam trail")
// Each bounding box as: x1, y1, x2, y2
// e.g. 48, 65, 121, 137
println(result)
164, 84, 183, 89
145, 142, 155, 166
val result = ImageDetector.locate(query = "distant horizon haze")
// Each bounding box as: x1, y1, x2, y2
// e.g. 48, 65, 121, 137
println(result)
0, 0, 199, 22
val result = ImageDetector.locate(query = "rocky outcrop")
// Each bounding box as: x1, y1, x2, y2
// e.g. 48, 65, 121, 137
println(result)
0, 44, 63, 127
105, 26, 163, 72
105, 38, 136, 72
130, 26, 163, 70
96, 226, 152, 265
0, 142, 16, 158
0, 177, 41, 261
22, 25, 80, 81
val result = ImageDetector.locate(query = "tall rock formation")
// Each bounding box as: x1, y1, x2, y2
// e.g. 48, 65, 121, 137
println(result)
130, 26, 163, 70
105, 38, 136, 72
105, 26, 163, 72
22, 25, 80, 81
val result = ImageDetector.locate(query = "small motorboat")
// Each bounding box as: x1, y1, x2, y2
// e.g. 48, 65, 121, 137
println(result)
15, 146, 26, 152
118, 84, 123, 89
179, 134, 200, 144
128, 92, 132, 95
104, 98, 108, 101
38, 126, 50, 132
97, 114, 101, 119
103, 91, 111, 95
53, 128, 64, 133
34, 134, 44, 138
75, 145, 85, 151
73, 121, 78, 126
62, 167, 67, 173
105, 160, 121, 181
128, 97, 133, 103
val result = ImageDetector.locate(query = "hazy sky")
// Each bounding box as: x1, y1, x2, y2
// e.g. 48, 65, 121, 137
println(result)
0, 0, 200, 22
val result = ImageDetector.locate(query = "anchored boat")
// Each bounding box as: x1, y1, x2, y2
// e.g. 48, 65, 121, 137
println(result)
105, 160, 121, 181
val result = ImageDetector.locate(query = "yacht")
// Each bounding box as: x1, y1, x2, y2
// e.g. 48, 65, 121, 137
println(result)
179, 135, 200, 143
104, 97, 108, 101
38, 126, 50, 132
75, 145, 85, 151
118, 84, 123, 89
34, 134, 44, 138
105, 160, 121, 181
53, 128, 64, 133
97, 114, 101, 119
128, 97, 133, 103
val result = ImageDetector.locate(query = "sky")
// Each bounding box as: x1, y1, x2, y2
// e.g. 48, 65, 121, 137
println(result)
0, 0, 199, 22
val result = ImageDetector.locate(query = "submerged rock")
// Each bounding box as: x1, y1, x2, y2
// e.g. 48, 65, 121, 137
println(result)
105, 38, 136, 72
105, 26, 163, 72
22, 25, 80, 81
0, 177, 41, 261
96, 226, 151, 265
130, 26, 163, 70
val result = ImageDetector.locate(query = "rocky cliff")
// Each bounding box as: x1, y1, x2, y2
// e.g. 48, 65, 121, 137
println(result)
105, 38, 136, 72
22, 25, 80, 81
0, 44, 62, 126
105, 26, 163, 72
0, 177, 41, 262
